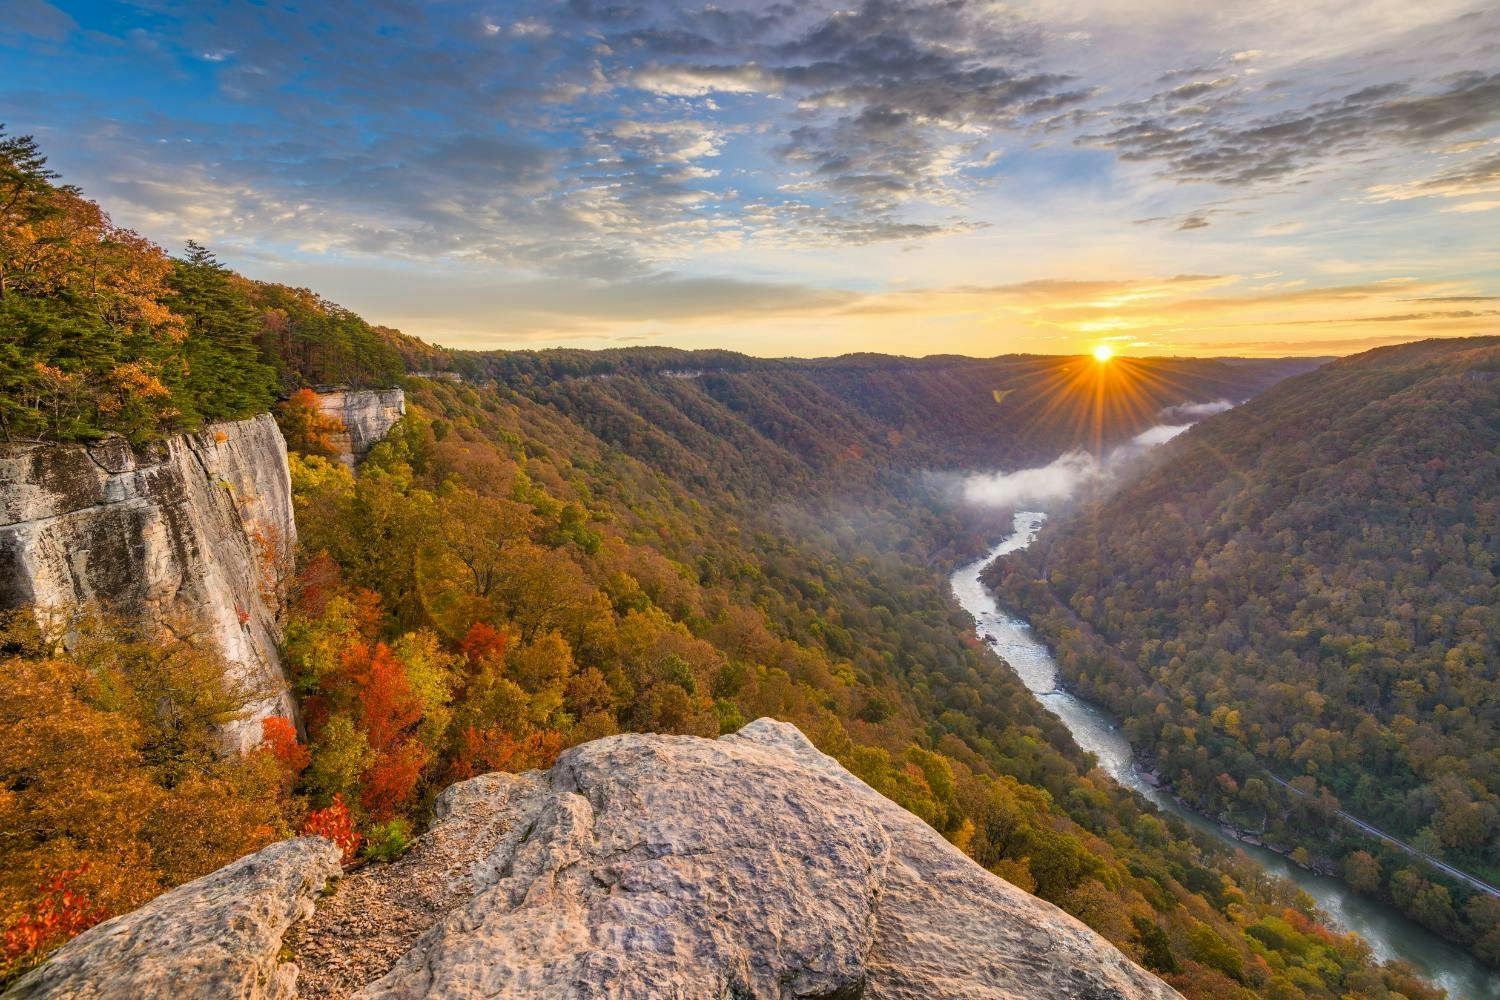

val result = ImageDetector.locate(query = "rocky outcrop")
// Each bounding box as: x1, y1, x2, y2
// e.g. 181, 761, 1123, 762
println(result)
0, 414, 297, 750
344, 719, 1177, 999
313, 389, 405, 467
2, 837, 342, 1000
21, 720, 1177, 998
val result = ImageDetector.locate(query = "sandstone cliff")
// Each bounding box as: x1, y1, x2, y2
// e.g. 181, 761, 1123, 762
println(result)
313, 388, 405, 467
8, 719, 1180, 1000
0, 414, 297, 750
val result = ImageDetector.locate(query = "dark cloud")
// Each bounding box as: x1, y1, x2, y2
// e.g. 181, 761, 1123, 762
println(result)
614, 0, 1087, 215
1081, 69, 1500, 187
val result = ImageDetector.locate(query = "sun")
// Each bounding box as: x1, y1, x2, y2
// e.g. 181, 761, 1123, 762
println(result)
1092, 344, 1115, 362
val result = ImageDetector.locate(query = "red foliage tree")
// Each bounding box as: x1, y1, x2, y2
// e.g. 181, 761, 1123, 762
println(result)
360, 741, 427, 822
1, 868, 104, 975
302, 795, 361, 864
341, 642, 422, 753
260, 715, 310, 785
458, 621, 507, 664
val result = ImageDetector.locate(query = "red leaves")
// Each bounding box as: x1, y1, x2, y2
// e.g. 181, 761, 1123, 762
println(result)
1, 868, 104, 972
341, 642, 421, 754
260, 716, 310, 782
458, 621, 508, 664
302, 795, 361, 865
360, 742, 427, 823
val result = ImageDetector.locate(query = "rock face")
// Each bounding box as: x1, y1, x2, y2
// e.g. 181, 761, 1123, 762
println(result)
2, 838, 342, 1000
313, 388, 405, 467
0, 414, 297, 750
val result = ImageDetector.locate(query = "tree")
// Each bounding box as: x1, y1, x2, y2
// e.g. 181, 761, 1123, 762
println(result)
164, 242, 276, 424
277, 388, 344, 457
1343, 850, 1381, 893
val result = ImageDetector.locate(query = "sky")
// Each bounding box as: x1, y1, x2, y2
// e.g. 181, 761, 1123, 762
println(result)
3, 0, 1499, 358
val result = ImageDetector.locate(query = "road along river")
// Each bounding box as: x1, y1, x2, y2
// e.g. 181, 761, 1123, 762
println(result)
952, 511, 1500, 1000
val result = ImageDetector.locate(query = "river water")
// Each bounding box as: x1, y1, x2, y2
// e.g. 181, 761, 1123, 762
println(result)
952, 511, 1500, 1000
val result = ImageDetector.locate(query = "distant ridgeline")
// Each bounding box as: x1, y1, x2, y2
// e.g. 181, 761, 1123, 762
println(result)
991, 336, 1500, 966
0, 128, 1451, 1000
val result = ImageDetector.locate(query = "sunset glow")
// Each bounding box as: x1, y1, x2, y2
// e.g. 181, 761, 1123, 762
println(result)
1093, 345, 1115, 363
4, 2, 1496, 358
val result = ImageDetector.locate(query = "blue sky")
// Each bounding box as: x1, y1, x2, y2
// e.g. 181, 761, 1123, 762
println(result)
4, 0, 1499, 356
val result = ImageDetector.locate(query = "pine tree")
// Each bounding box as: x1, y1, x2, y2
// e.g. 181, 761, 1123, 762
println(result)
164, 242, 276, 425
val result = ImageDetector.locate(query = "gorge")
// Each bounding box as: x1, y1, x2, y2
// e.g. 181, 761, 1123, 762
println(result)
954, 511, 1499, 999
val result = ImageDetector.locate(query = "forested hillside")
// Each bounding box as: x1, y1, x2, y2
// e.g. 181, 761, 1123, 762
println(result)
992, 337, 1500, 965
0, 128, 417, 444
0, 130, 1442, 999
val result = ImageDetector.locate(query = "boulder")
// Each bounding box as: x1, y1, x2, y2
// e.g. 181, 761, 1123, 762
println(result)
3, 838, 342, 1000
337, 720, 1178, 999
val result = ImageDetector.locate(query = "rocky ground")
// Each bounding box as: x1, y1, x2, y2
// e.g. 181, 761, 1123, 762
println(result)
8, 719, 1181, 1000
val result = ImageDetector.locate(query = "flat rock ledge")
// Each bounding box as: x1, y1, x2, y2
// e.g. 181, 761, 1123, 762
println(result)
4, 837, 342, 1000
13, 721, 1180, 1000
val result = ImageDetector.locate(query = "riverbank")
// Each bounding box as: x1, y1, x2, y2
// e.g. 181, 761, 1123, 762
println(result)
951, 510, 1500, 1000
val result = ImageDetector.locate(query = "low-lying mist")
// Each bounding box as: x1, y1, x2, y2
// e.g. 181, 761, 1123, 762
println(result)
948, 400, 1233, 510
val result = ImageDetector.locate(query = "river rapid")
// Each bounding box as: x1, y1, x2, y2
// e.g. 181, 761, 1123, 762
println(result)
952, 511, 1500, 1000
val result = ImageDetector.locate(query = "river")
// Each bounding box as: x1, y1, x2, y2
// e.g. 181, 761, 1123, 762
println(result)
952, 510, 1500, 1000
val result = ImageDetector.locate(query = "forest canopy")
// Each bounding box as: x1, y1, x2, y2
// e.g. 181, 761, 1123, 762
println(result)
992, 336, 1500, 964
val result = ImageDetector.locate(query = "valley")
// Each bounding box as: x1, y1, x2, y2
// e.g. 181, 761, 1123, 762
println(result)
956, 512, 1500, 999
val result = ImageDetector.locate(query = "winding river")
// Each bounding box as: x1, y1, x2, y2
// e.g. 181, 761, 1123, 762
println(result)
953, 511, 1500, 1000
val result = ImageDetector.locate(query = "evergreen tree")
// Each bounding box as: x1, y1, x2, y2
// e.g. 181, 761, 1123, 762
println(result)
164, 242, 276, 424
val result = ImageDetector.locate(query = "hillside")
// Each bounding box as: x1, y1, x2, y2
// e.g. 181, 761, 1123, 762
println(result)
0, 132, 1443, 999
991, 337, 1500, 964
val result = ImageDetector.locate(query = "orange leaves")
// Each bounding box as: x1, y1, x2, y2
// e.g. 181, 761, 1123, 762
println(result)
277, 388, 345, 458
448, 727, 563, 782
260, 716, 310, 784
301, 795, 361, 865
341, 642, 422, 754
458, 621, 508, 664
1, 867, 104, 977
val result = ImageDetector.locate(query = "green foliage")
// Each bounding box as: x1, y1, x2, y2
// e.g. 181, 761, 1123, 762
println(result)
362, 818, 414, 863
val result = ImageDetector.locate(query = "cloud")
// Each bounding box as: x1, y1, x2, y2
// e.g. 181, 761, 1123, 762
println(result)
1366, 149, 1500, 202
1080, 69, 1500, 188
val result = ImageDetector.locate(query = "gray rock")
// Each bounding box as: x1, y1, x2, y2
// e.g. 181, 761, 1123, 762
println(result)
0, 414, 297, 750
312, 389, 405, 468
3, 837, 342, 1000
17, 722, 1179, 999
350, 719, 1178, 1000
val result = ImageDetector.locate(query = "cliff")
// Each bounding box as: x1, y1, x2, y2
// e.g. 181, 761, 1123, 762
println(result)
313, 388, 406, 467
0, 414, 297, 751
8, 720, 1180, 1000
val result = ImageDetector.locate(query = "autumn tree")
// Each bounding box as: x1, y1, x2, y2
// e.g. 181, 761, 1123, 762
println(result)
277, 387, 345, 457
